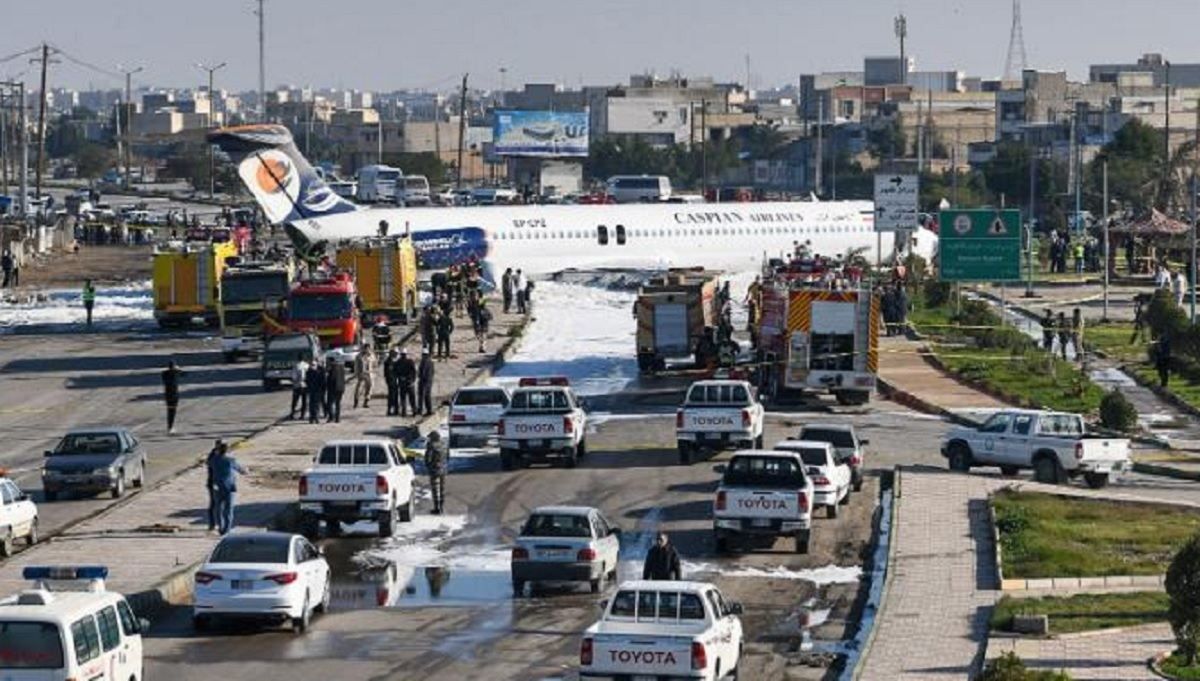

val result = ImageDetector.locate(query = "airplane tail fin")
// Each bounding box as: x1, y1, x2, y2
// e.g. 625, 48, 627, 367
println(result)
207, 124, 357, 224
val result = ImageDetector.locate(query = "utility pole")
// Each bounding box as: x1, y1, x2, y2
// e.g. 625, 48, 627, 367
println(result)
119, 65, 143, 192
256, 0, 266, 122
377, 118, 383, 164
0, 89, 7, 194
196, 62, 226, 199
456, 73, 468, 189
1072, 110, 1081, 235
814, 97, 822, 195
1025, 132, 1037, 298
1192, 95, 1199, 321
701, 99, 708, 198
1164, 60, 1172, 168
17, 82, 26, 216
33, 43, 51, 201
894, 14, 907, 86
1103, 160, 1110, 320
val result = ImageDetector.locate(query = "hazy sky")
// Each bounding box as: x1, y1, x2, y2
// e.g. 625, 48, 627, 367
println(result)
6, 0, 1200, 93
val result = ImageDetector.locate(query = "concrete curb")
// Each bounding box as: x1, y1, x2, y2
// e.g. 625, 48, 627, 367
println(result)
875, 375, 980, 428
1133, 461, 1200, 481
851, 466, 902, 681
125, 312, 530, 620
999, 573, 1165, 593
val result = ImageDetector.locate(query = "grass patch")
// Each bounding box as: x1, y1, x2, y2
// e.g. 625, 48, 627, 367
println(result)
991, 591, 1168, 635
1083, 321, 1150, 365
1160, 654, 1200, 680
936, 345, 1104, 413
993, 489, 1200, 578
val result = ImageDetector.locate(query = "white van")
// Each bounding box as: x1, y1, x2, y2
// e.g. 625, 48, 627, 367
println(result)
606, 175, 672, 204
355, 165, 403, 203
397, 175, 431, 206
0, 566, 146, 681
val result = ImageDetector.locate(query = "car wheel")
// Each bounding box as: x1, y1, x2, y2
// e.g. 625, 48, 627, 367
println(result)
1000, 465, 1020, 477
112, 474, 125, 499
715, 534, 730, 555
316, 577, 331, 613
839, 487, 851, 505
577, 439, 587, 458
678, 443, 692, 465
378, 509, 397, 538
26, 519, 38, 547
500, 450, 514, 471
0, 531, 12, 558
223, 352, 236, 363
853, 474, 863, 492
1034, 457, 1062, 485
794, 530, 810, 554
398, 498, 414, 522
827, 503, 839, 519
1084, 472, 1110, 489
563, 450, 578, 469
292, 594, 311, 634
947, 443, 972, 472
512, 578, 525, 597
134, 464, 145, 488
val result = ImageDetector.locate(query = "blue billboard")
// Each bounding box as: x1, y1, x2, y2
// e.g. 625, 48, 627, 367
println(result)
493, 110, 588, 157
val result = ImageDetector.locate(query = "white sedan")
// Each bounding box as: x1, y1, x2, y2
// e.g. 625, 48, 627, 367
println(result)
193, 531, 330, 633
774, 440, 851, 518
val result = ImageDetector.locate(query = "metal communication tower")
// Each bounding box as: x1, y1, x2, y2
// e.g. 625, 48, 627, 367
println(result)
1003, 0, 1028, 81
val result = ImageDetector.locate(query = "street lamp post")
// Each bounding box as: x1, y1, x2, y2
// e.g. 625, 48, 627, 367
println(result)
195, 62, 227, 200
117, 65, 144, 192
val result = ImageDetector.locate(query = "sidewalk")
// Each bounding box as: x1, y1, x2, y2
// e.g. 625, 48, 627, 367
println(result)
877, 335, 1006, 424
0, 304, 528, 610
987, 624, 1169, 680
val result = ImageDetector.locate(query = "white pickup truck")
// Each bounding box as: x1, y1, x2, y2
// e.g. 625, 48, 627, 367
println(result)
676, 380, 765, 465
497, 377, 588, 470
580, 580, 744, 681
942, 409, 1131, 489
298, 439, 415, 538
447, 385, 510, 448
713, 450, 815, 554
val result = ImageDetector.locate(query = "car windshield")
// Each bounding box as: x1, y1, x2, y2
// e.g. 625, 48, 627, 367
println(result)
289, 294, 351, 321
724, 456, 806, 488
789, 449, 827, 466
521, 513, 591, 538
0, 621, 64, 669
454, 389, 509, 407
55, 433, 121, 455
209, 536, 290, 564
267, 335, 313, 352
222, 273, 289, 304
799, 428, 854, 448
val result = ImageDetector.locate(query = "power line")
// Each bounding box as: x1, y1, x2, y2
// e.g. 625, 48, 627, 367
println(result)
0, 45, 40, 66
48, 44, 122, 80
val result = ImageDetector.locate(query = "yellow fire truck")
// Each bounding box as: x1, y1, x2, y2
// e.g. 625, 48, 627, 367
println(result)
634, 269, 721, 373
333, 236, 419, 323
152, 240, 238, 328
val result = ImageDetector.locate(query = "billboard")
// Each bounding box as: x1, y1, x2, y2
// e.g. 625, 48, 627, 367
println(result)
493, 110, 588, 157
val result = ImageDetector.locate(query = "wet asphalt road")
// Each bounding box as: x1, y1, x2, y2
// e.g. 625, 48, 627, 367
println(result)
141, 400, 953, 681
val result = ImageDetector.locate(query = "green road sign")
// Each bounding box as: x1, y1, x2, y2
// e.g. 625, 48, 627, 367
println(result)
938, 209, 1022, 282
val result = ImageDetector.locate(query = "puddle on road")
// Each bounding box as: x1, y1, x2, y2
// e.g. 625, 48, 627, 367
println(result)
682, 561, 863, 584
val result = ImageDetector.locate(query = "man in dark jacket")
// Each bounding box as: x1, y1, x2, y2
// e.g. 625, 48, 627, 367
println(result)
161, 361, 184, 434
501, 267, 514, 313
397, 347, 418, 417
383, 349, 400, 415
326, 359, 346, 423
424, 431, 449, 514
642, 532, 682, 581
204, 440, 226, 532
436, 309, 454, 359
306, 360, 326, 424
417, 348, 435, 416
420, 305, 436, 353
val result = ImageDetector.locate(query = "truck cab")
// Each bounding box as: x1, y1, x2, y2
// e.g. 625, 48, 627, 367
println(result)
219, 260, 293, 362
282, 271, 361, 351
497, 377, 588, 470
580, 580, 742, 681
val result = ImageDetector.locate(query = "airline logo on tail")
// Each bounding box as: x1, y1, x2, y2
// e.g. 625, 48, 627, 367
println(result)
210, 125, 358, 224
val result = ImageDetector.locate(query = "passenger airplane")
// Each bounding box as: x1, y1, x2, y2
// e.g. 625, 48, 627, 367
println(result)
210, 125, 937, 278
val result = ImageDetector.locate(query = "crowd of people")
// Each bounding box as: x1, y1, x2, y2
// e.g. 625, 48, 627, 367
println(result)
1047, 231, 1102, 274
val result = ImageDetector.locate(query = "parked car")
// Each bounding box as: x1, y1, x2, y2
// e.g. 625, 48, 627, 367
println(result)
511, 506, 621, 596
192, 532, 330, 633
0, 476, 37, 555
797, 423, 867, 492
713, 450, 814, 553
773, 440, 851, 518
42, 428, 147, 501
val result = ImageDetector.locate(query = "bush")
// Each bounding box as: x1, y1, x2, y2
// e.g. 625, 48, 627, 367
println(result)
977, 652, 1072, 681
923, 279, 952, 309
1167, 533, 1200, 665
1099, 390, 1138, 432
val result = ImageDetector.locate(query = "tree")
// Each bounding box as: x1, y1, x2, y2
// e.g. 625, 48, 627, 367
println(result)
1167, 533, 1200, 665
381, 152, 447, 185
866, 117, 906, 160
75, 144, 117, 180
1088, 119, 1164, 213
741, 124, 788, 161
164, 142, 238, 193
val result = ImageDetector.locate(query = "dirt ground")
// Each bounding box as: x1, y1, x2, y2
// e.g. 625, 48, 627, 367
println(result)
18, 244, 153, 289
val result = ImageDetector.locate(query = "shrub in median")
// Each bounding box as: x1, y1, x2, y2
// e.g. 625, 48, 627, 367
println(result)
1168, 533, 1200, 665
1099, 390, 1138, 432
978, 652, 1072, 681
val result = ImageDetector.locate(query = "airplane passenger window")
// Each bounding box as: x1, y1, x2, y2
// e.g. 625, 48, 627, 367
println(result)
616, 225, 626, 245
598, 226, 609, 245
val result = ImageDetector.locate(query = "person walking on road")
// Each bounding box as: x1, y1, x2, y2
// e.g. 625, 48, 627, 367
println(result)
397, 347, 418, 417
204, 439, 226, 532
1, 251, 13, 288
642, 532, 682, 581
475, 301, 492, 353
326, 358, 346, 423
211, 444, 248, 535
289, 357, 309, 420
384, 348, 400, 416
424, 431, 449, 514
516, 269, 528, 314
161, 360, 184, 434
82, 280, 96, 327
501, 267, 514, 313
353, 345, 376, 409
1156, 332, 1173, 387
436, 308, 454, 360
417, 348, 435, 416
306, 359, 325, 424
1070, 308, 1085, 363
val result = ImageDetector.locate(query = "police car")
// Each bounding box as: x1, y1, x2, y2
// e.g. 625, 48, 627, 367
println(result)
0, 566, 147, 681
497, 377, 589, 470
